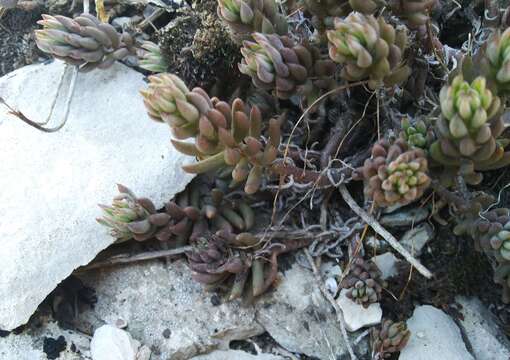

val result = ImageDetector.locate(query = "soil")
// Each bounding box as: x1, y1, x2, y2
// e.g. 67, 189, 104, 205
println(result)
0, 5, 44, 76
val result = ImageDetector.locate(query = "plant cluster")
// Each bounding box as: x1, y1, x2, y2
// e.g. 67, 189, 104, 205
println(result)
30, 1, 510, 356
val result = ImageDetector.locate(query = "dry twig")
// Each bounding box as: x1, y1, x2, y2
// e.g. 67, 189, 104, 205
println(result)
75, 246, 192, 272
338, 184, 433, 279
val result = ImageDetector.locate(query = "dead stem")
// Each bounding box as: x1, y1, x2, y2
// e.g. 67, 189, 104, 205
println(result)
304, 249, 357, 360
74, 246, 193, 273
338, 184, 433, 279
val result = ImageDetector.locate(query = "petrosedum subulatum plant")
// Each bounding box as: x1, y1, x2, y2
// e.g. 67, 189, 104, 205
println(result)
239, 33, 336, 105
388, 0, 437, 29
187, 230, 311, 299
98, 182, 255, 245
35, 13, 136, 72
430, 75, 510, 185
137, 41, 167, 73
187, 232, 272, 299
353, 139, 431, 208
217, 0, 288, 44
400, 117, 434, 150
326, 12, 410, 89
341, 257, 385, 307
141, 73, 281, 194
484, 27, 510, 95
301, 0, 383, 37
371, 319, 411, 358
454, 206, 510, 303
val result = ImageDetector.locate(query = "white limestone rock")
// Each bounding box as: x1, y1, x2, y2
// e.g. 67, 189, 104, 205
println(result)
400, 305, 474, 360
400, 223, 434, 256
336, 289, 382, 332
90, 325, 144, 360
371, 252, 399, 280
0, 61, 195, 330
0, 321, 92, 360
256, 264, 369, 359
77, 260, 264, 360
456, 296, 510, 360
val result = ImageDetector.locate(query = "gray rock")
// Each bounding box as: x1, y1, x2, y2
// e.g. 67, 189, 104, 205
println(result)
77, 260, 264, 360
0, 321, 92, 360
0, 61, 195, 330
256, 264, 368, 359
336, 290, 382, 332
371, 252, 398, 280
400, 305, 474, 360
191, 350, 284, 359
400, 224, 434, 256
456, 296, 510, 360
379, 207, 429, 227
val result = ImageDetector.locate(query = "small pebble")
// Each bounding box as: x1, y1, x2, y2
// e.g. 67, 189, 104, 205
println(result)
325, 277, 338, 295
162, 328, 171, 339
210, 294, 221, 306
115, 318, 128, 329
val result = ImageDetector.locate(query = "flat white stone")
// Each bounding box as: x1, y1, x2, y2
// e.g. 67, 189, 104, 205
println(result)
400, 223, 434, 256
256, 264, 369, 359
456, 296, 510, 360
371, 252, 398, 280
90, 325, 141, 360
337, 290, 382, 332
77, 260, 264, 360
0, 61, 195, 330
400, 305, 474, 360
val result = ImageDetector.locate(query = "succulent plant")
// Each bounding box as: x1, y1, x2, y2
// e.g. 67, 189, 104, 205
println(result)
326, 12, 410, 89
181, 113, 281, 194
239, 33, 336, 104
484, 28, 510, 95
430, 75, 510, 185
187, 231, 282, 299
341, 257, 385, 307
217, 0, 288, 44
371, 319, 411, 358
137, 41, 167, 73
489, 222, 510, 262
301, 0, 384, 39
400, 117, 434, 150
98, 183, 255, 244
353, 139, 430, 208
97, 184, 160, 242
452, 202, 510, 303
35, 13, 135, 72
388, 0, 437, 29
141, 73, 281, 194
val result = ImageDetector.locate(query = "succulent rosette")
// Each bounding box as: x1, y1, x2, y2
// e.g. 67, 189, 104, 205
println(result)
354, 139, 430, 208
371, 319, 411, 358
326, 12, 410, 89
485, 27, 510, 95
217, 0, 288, 44
35, 13, 135, 71
239, 33, 336, 104
137, 41, 167, 73
341, 257, 385, 307
430, 75, 510, 185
